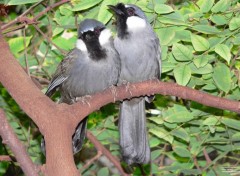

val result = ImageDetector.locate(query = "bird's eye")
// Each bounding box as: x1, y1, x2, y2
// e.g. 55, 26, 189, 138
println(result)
94, 28, 101, 36
127, 8, 135, 16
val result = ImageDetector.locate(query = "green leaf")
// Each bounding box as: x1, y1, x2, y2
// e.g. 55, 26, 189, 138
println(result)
164, 111, 194, 123
172, 43, 193, 61
98, 0, 117, 24
191, 34, 210, 51
158, 12, 185, 25
150, 137, 161, 148
154, 4, 174, 14
221, 118, 240, 130
192, 25, 220, 34
52, 36, 76, 51
149, 128, 173, 144
173, 146, 191, 157
156, 28, 175, 46
8, 36, 32, 55
211, 0, 230, 13
97, 167, 109, 176
212, 63, 231, 93
232, 133, 240, 141
197, 0, 214, 13
190, 63, 213, 75
71, 0, 103, 11
193, 55, 209, 68
175, 30, 191, 42
174, 65, 191, 86
52, 27, 64, 37
210, 15, 228, 26
149, 117, 164, 125
229, 17, 240, 31
215, 44, 231, 64
7, 0, 41, 5
161, 61, 176, 73
203, 116, 220, 126
171, 128, 189, 142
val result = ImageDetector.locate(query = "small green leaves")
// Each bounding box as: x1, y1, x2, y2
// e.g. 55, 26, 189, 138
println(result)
229, 17, 240, 31
71, 0, 103, 11
197, 0, 214, 13
158, 12, 185, 25
7, 0, 42, 5
156, 28, 175, 46
192, 25, 220, 34
163, 105, 194, 123
172, 43, 193, 61
221, 118, 240, 130
211, 0, 230, 13
154, 4, 174, 14
98, 0, 117, 24
215, 44, 231, 64
173, 146, 191, 157
174, 65, 191, 86
171, 128, 190, 142
8, 36, 32, 55
149, 128, 174, 144
213, 63, 232, 93
191, 34, 210, 51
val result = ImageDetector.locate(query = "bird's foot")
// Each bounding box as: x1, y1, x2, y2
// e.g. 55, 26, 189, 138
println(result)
109, 85, 117, 102
75, 95, 91, 107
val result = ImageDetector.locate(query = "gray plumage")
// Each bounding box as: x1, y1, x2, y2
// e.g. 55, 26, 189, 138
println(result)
42, 19, 120, 154
109, 3, 161, 165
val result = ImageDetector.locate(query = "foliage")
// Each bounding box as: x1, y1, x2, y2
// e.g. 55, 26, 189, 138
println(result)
1, 0, 240, 175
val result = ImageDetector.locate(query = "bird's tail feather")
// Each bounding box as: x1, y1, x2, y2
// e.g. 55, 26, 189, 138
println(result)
72, 117, 88, 154
119, 98, 150, 165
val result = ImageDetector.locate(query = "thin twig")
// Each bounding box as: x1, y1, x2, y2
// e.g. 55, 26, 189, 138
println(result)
32, 23, 67, 55
159, 144, 168, 168
86, 131, 129, 176
1, 0, 70, 31
203, 147, 212, 165
0, 155, 15, 161
34, 0, 70, 20
23, 24, 30, 76
1, 1, 43, 30
79, 151, 102, 173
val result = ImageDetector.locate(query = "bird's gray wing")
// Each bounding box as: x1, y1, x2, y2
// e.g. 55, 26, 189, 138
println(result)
45, 50, 76, 97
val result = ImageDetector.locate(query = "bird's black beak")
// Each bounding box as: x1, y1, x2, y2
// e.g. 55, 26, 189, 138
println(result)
108, 5, 124, 15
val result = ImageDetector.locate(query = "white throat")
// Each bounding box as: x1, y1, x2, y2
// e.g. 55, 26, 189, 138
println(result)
126, 16, 146, 32
76, 39, 87, 51
99, 29, 112, 46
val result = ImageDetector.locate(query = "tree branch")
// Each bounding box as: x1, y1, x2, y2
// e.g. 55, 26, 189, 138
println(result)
0, 109, 39, 176
86, 131, 129, 176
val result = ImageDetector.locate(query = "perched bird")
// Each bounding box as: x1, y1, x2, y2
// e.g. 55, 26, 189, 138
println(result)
41, 19, 120, 154
108, 3, 161, 165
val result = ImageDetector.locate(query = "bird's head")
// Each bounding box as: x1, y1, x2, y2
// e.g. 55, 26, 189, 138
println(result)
108, 3, 147, 38
76, 19, 111, 57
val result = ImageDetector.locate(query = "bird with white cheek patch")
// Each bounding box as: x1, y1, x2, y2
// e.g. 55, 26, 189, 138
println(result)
108, 3, 161, 165
41, 19, 120, 155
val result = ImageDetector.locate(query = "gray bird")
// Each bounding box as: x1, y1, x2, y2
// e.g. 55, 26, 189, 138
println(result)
42, 19, 120, 154
108, 3, 161, 165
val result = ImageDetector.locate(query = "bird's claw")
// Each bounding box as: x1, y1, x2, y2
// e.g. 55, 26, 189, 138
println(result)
75, 95, 91, 107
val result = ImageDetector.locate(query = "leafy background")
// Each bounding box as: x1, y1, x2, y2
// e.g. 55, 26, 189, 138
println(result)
1, 0, 240, 175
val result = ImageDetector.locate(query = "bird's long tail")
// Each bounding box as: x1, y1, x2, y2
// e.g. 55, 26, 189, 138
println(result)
119, 97, 150, 165
72, 117, 88, 154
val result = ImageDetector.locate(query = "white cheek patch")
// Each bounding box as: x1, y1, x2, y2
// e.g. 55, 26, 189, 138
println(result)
126, 16, 146, 31
76, 39, 87, 51
99, 29, 112, 45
